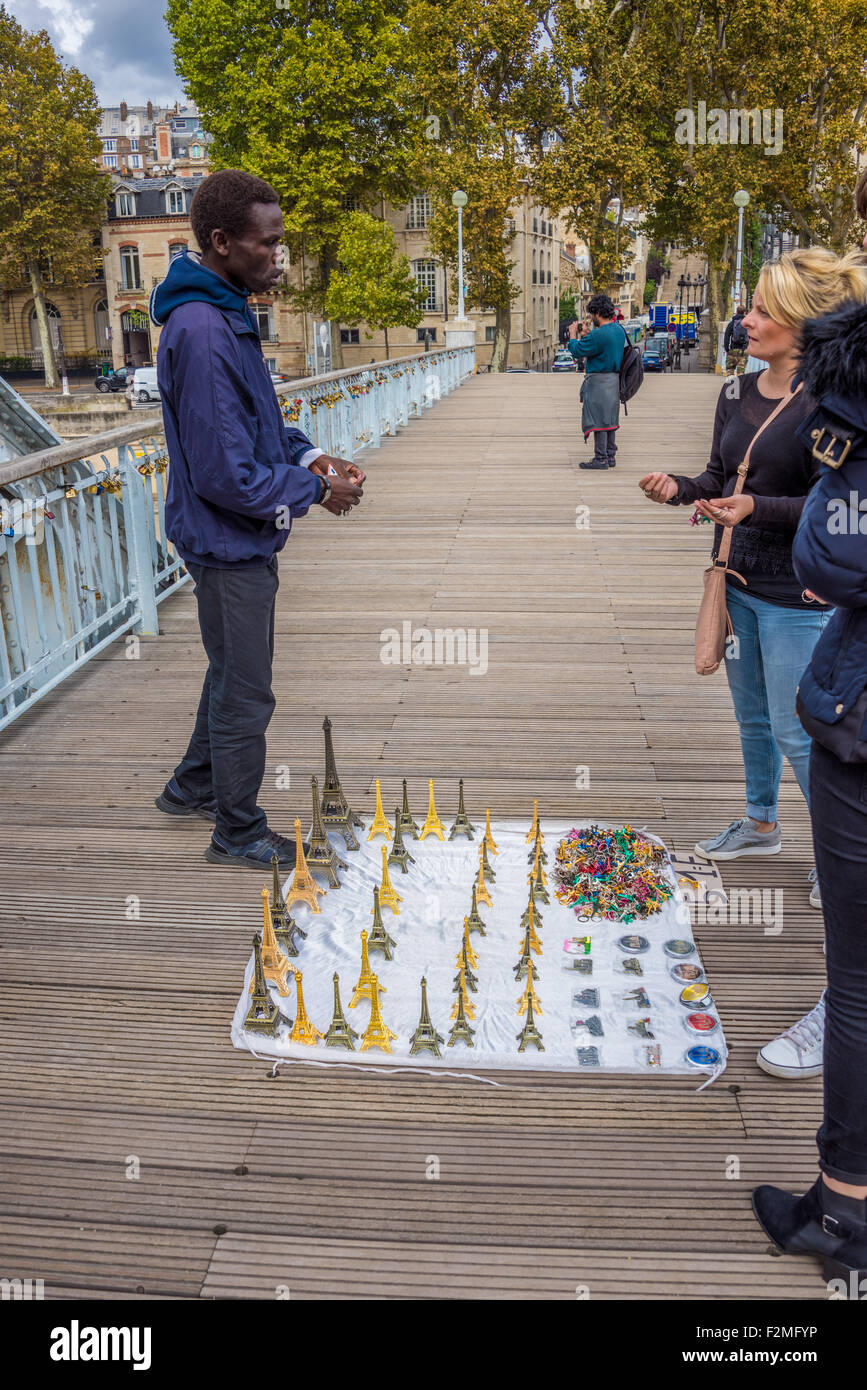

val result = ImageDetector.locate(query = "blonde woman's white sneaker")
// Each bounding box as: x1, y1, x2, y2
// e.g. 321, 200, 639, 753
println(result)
757, 993, 825, 1080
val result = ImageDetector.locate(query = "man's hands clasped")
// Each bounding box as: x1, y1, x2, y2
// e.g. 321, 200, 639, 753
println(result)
310, 453, 365, 517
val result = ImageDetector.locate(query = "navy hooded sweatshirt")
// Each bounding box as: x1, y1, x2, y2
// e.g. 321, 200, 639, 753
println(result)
150, 252, 323, 568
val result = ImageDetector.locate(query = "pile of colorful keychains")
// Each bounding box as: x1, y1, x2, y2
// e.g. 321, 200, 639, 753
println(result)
555, 824, 674, 924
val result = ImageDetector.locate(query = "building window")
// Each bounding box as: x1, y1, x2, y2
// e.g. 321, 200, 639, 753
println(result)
533, 216, 538, 233
340, 328, 360, 344
547, 270, 552, 284
103, 139, 116, 152
342, 195, 361, 212
168, 242, 187, 262
407, 194, 431, 230
104, 155, 117, 168
416, 327, 437, 343
129, 155, 141, 169
130, 138, 138, 151
411, 258, 438, 311
116, 192, 135, 216
250, 303, 274, 340
191, 144, 202, 158
30, 303, 61, 351
167, 187, 185, 214
484, 326, 496, 342
119, 245, 141, 290
94, 299, 110, 346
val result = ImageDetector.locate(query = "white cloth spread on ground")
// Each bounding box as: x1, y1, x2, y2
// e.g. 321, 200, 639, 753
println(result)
230, 820, 727, 1076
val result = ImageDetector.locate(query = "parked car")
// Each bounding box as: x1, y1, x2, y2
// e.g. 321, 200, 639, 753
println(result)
552, 350, 577, 373
641, 349, 666, 373
94, 367, 130, 394
647, 334, 674, 367
128, 367, 161, 403
506, 366, 535, 373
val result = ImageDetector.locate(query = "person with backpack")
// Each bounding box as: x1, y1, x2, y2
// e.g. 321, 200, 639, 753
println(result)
724, 305, 749, 373
568, 294, 630, 469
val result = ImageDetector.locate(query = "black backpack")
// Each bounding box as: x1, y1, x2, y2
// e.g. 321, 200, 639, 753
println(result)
618, 326, 644, 410
731, 317, 748, 350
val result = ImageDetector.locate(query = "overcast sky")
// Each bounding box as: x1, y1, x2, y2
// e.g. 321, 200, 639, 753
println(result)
5, 0, 182, 106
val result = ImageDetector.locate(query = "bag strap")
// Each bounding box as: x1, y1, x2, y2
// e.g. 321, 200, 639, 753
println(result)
715, 381, 803, 568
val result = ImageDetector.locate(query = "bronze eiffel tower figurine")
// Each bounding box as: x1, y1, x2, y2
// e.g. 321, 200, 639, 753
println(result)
448, 778, 475, 840
517, 991, 545, 1052
368, 885, 396, 960
399, 779, 420, 839
479, 838, 496, 883
528, 848, 550, 904
409, 976, 445, 1058
270, 853, 307, 957
325, 972, 359, 1050
452, 937, 478, 993
244, 934, 285, 1038
520, 894, 543, 931
388, 807, 415, 873
514, 922, 539, 983
527, 826, 548, 865
306, 774, 346, 888
320, 715, 363, 849
466, 881, 487, 936
448, 979, 475, 1048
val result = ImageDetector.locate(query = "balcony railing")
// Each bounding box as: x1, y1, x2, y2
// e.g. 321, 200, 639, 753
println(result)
0, 344, 475, 730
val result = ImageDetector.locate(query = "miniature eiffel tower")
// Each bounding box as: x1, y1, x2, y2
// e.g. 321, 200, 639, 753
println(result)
514, 922, 539, 983
475, 856, 493, 908
399, 779, 421, 839
528, 847, 550, 905
388, 807, 415, 873
517, 968, 543, 1017
448, 979, 475, 1047
325, 972, 359, 1050
517, 991, 545, 1052
479, 838, 496, 883
243, 934, 284, 1038
466, 881, 487, 936
527, 825, 547, 865
450, 961, 477, 1020
452, 937, 478, 993
525, 797, 540, 844
418, 779, 446, 841
520, 894, 543, 930
285, 818, 325, 914
377, 844, 403, 914
306, 775, 347, 887
409, 976, 445, 1058
448, 778, 475, 840
454, 916, 479, 972
524, 896, 543, 954
527, 840, 549, 886
366, 778, 393, 842
269, 853, 307, 956
349, 929, 383, 1008
249, 887, 297, 997
320, 715, 363, 849
289, 970, 324, 1046
360, 974, 398, 1053
368, 885, 397, 960
483, 808, 499, 856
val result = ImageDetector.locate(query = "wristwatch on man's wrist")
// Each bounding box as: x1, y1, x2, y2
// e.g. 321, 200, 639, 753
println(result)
317, 476, 332, 505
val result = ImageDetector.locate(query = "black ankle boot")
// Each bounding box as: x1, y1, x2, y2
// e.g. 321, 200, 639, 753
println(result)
752, 1176, 867, 1287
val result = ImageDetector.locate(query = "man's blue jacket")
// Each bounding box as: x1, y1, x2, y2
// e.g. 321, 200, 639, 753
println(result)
792, 299, 867, 732
150, 252, 322, 568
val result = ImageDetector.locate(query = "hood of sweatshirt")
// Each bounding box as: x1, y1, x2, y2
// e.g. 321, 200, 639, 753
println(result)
797, 298, 867, 431
149, 250, 256, 330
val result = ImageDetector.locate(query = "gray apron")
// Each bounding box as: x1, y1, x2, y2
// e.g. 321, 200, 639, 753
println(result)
580, 371, 621, 436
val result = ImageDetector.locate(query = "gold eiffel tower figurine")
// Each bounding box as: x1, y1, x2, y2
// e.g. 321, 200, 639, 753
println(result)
270, 853, 307, 956
527, 825, 547, 865
454, 916, 479, 971
368, 885, 397, 960
360, 974, 398, 1053
307, 775, 347, 887
527, 840, 549, 887
523, 896, 543, 954
399, 779, 421, 839
366, 778, 393, 842
285, 819, 325, 913
388, 807, 415, 873
448, 778, 475, 840
517, 968, 543, 1018
528, 846, 550, 904
517, 991, 545, 1052
349, 929, 383, 1008
525, 797, 540, 844
289, 970, 324, 1046
514, 922, 539, 983
475, 855, 493, 908
320, 715, 363, 850
249, 888, 296, 997
377, 844, 403, 914
418, 779, 446, 841
453, 937, 478, 993
448, 979, 475, 1048
409, 976, 445, 1058
450, 961, 477, 1020
479, 838, 496, 883
521, 894, 543, 930
483, 808, 499, 856
466, 881, 487, 936
325, 972, 359, 1050
243, 934, 284, 1038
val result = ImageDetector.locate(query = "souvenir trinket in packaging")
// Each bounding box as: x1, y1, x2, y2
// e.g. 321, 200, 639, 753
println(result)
576, 1046, 601, 1067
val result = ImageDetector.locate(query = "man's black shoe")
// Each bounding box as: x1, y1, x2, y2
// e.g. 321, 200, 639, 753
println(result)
204, 827, 310, 869
579, 459, 610, 470
155, 778, 217, 822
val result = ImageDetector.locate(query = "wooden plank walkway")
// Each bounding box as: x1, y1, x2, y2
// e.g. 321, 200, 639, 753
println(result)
0, 370, 828, 1300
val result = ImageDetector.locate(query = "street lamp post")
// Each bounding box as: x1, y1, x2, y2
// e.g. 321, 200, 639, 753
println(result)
451, 190, 468, 321
733, 189, 750, 309
683, 272, 693, 355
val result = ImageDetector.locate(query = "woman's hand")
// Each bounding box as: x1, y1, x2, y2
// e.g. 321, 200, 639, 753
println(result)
639, 472, 678, 503
694, 495, 754, 527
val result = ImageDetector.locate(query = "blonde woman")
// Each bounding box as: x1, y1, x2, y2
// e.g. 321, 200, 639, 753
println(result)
640, 249, 867, 1079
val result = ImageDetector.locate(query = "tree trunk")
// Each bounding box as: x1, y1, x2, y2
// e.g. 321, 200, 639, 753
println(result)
490, 304, 510, 372
28, 261, 59, 389
706, 263, 726, 373
328, 318, 344, 373
384, 326, 389, 359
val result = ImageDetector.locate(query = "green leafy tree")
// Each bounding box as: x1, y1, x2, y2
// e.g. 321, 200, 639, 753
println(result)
558, 288, 577, 322
166, 0, 421, 369
0, 6, 109, 387
643, 278, 657, 306
324, 212, 426, 357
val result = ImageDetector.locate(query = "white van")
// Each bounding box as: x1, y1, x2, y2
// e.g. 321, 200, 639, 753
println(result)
129, 367, 161, 403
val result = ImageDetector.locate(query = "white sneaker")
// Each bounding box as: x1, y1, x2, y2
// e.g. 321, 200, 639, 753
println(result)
808, 868, 822, 910
757, 993, 825, 1079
